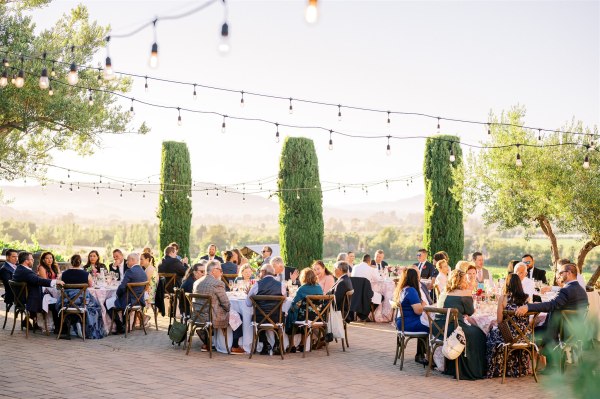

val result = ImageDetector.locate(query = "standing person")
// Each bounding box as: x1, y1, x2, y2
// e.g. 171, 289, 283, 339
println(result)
312, 260, 335, 294
472, 252, 492, 287
521, 254, 547, 284
371, 249, 388, 272
347, 251, 356, 273
108, 249, 129, 281
261, 246, 273, 265
37, 251, 60, 280
84, 250, 107, 275
200, 244, 224, 263
414, 249, 436, 290
158, 246, 186, 287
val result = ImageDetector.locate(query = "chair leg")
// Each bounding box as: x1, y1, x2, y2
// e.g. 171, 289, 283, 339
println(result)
278, 329, 285, 360
502, 346, 509, 384
222, 328, 230, 355
124, 310, 129, 338
109, 309, 115, 336
302, 327, 309, 358
530, 348, 538, 383
10, 308, 18, 335
400, 338, 406, 370
323, 328, 330, 356
393, 335, 400, 365
3, 305, 10, 329
344, 322, 349, 348
56, 311, 64, 340
208, 327, 213, 359
82, 312, 86, 341
249, 328, 257, 359
186, 325, 194, 355
25, 313, 29, 339
153, 305, 158, 331
141, 311, 147, 335
43, 312, 49, 336
455, 357, 460, 381
425, 344, 433, 377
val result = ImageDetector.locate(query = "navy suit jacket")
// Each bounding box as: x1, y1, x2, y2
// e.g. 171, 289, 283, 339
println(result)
414, 261, 437, 279
529, 267, 548, 284
12, 264, 52, 313
200, 255, 224, 263
331, 274, 353, 311
221, 262, 238, 275
1, 263, 16, 305
115, 265, 148, 309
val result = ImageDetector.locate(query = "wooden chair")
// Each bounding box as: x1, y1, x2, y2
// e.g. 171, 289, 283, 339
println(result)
56, 284, 88, 341
557, 309, 587, 373
293, 294, 334, 358
222, 274, 238, 290
340, 289, 354, 350
391, 301, 429, 370
499, 310, 540, 383
1, 278, 13, 330
158, 273, 178, 326
8, 281, 30, 338
110, 282, 148, 338
423, 306, 460, 380
185, 293, 229, 357
249, 295, 286, 359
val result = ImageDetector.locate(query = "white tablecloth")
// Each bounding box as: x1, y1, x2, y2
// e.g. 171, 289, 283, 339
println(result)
371, 280, 396, 322
587, 290, 600, 340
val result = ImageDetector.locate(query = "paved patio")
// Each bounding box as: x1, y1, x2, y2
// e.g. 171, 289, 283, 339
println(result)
0, 291, 552, 399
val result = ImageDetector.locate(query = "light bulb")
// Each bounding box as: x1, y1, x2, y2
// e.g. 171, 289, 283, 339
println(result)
305, 0, 318, 24
386, 144, 391, 156
178, 115, 182, 126
67, 62, 78, 85
289, 98, 293, 114
516, 153, 522, 167
15, 70, 24, 88
88, 93, 94, 106
219, 23, 230, 54
449, 154, 456, 163
149, 42, 159, 68
103, 56, 115, 80
583, 155, 590, 169
221, 116, 227, 133
2, 58, 8, 67
39, 69, 49, 89
48, 85, 53, 96
0, 71, 7, 87
240, 91, 245, 107
193, 85, 197, 100
144, 77, 149, 92
329, 139, 333, 151
50, 65, 56, 77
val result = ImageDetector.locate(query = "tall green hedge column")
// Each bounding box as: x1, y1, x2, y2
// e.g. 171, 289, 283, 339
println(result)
278, 137, 324, 270
423, 135, 464, 266
158, 141, 192, 258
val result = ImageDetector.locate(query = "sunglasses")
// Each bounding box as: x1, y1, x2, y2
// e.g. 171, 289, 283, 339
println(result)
523, 261, 531, 265
558, 270, 568, 275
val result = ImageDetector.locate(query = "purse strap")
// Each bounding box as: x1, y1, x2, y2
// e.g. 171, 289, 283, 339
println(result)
442, 308, 451, 344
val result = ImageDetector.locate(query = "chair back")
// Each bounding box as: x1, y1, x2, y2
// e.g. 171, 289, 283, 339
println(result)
222, 274, 238, 288
175, 287, 191, 319
391, 300, 408, 332
126, 282, 148, 309
158, 273, 177, 294
502, 310, 539, 345
8, 280, 27, 310
304, 295, 334, 324
187, 293, 213, 325
59, 284, 88, 312
558, 309, 588, 345
250, 295, 285, 326
423, 306, 459, 344
349, 277, 373, 312
342, 290, 354, 321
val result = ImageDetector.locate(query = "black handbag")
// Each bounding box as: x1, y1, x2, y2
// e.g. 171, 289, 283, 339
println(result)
168, 320, 187, 345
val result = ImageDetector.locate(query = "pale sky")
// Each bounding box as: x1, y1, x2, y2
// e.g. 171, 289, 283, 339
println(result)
14, 0, 600, 206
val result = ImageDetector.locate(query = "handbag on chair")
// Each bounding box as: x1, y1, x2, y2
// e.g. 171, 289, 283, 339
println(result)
441, 308, 466, 360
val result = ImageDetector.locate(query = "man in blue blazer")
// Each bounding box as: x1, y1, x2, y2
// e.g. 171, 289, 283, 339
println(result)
110, 253, 148, 334
12, 251, 63, 330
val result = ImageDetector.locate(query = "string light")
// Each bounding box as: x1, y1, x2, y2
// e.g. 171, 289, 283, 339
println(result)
177, 107, 182, 126
129, 98, 135, 115
337, 105, 342, 121
97, 69, 102, 85
487, 123, 491, 135
436, 117, 441, 134
2, 56, 8, 67
515, 145, 522, 167
583, 154, 590, 169
386, 136, 391, 156
67, 46, 78, 85
387, 111, 391, 125
15, 56, 24, 88
328, 130, 333, 150
193, 84, 197, 100
48, 84, 53, 96
149, 20, 159, 68
104, 36, 115, 80
240, 91, 245, 107
449, 144, 456, 163
39, 52, 49, 89
275, 123, 280, 143
305, 0, 318, 24
537, 129, 542, 141
221, 115, 227, 133
144, 76, 148, 92
0, 70, 8, 87
88, 89, 94, 106
296, 189, 300, 200
289, 98, 294, 114
219, 1, 230, 55
50, 61, 56, 77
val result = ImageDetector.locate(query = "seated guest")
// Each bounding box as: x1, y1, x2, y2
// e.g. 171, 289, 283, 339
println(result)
455, 260, 472, 272
37, 251, 60, 280
84, 250, 106, 275
434, 259, 449, 296
141, 252, 158, 304
200, 243, 224, 263
465, 264, 478, 292
312, 260, 335, 293
158, 245, 186, 288
221, 251, 239, 275
486, 274, 531, 378
393, 268, 429, 364
168, 241, 188, 266
371, 249, 388, 272
234, 263, 254, 286
522, 254, 547, 284
231, 248, 248, 267
271, 256, 299, 285
108, 249, 128, 281
437, 269, 487, 380
347, 251, 355, 272
246, 264, 284, 355
329, 261, 353, 313
12, 251, 63, 332
513, 262, 536, 302
433, 251, 449, 263
179, 262, 206, 317
285, 268, 323, 349
515, 262, 588, 371
109, 253, 148, 334
507, 260, 519, 275
261, 246, 273, 265
0, 249, 18, 315
351, 254, 382, 287
557, 258, 586, 289
192, 260, 243, 353
60, 254, 104, 339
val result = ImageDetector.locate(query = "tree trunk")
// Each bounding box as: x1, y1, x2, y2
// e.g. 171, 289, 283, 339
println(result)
536, 216, 560, 283
576, 240, 598, 278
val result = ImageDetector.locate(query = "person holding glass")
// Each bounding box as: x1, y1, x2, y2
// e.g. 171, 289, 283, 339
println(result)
285, 268, 323, 352
84, 250, 107, 275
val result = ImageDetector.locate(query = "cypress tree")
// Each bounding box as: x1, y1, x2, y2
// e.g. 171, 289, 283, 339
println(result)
158, 141, 192, 258
278, 137, 324, 269
423, 135, 464, 266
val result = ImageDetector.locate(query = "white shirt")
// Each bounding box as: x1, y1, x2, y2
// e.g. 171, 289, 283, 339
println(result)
351, 262, 382, 286
521, 277, 536, 299
435, 272, 447, 293
576, 273, 586, 289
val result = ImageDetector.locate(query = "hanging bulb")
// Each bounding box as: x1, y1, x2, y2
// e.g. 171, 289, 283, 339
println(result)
0, 70, 7, 87
337, 105, 342, 121
386, 136, 391, 156
221, 115, 227, 133
275, 123, 280, 143
436, 117, 441, 134
240, 91, 245, 107
516, 149, 522, 167
449, 147, 456, 163
177, 107, 182, 126
2, 57, 8, 67
487, 123, 491, 135
15, 70, 24, 88
88, 90, 94, 106
387, 111, 391, 125
50, 62, 56, 77
67, 170, 70, 178
39, 52, 49, 89
144, 76, 148, 92
328, 130, 333, 150
193, 84, 197, 100
149, 42, 159, 68
104, 56, 115, 80
583, 154, 590, 169
296, 189, 300, 200
305, 0, 318, 24
538, 129, 542, 141
219, 22, 230, 54
129, 99, 135, 116
386, 180, 389, 190
67, 62, 78, 85
48, 84, 53, 96
11, 73, 15, 85
97, 69, 102, 85
289, 98, 294, 114
143, 191, 146, 198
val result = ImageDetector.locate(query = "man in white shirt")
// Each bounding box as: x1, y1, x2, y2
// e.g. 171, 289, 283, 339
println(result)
270, 256, 299, 286
351, 254, 382, 286
514, 262, 536, 301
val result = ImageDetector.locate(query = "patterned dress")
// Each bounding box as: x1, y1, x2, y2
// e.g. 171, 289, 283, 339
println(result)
146, 265, 158, 304
486, 299, 530, 378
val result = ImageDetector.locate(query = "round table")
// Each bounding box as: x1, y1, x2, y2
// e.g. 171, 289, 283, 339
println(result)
371, 280, 396, 322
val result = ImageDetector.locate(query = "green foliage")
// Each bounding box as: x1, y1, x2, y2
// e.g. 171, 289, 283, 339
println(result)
278, 137, 324, 269
158, 141, 192, 258
0, 3, 148, 181
423, 135, 464, 266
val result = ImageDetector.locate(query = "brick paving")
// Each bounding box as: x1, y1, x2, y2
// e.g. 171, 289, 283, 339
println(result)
0, 288, 553, 399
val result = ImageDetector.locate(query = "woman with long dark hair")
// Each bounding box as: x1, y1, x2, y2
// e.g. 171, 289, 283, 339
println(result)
38, 251, 60, 280
392, 268, 429, 333
84, 250, 107, 275
312, 260, 335, 293
486, 273, 531, 378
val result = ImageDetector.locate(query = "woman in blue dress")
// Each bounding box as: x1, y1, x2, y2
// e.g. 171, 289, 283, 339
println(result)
393, 268, 429, 333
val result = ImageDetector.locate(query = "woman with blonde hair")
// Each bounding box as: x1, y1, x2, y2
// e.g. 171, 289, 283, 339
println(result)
235, 263, 254, 285
434, 259, 450, 296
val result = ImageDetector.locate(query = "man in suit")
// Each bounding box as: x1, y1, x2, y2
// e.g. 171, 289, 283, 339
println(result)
371, 249, 388, 272
192, 260, 231, 351
522, 254, 547, 284
200, 244, 224, 263
0, 249, 18, 311
109, 253, 148, 334
168, 242, 189, 266
221, 251, 239, 275
330, 261, 353, 315
472, 251, 493, 287
271, 256, 299, 286
347, 251, 355, 273
261, 246, 273, 266
158, 245, 186, 288
108, 249, 129, 281
12, 251, 63, 330
516, 262, 588, 371
414, 249, 437, 290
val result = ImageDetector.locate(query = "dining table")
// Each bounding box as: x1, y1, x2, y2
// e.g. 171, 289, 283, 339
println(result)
371, 279, 396, 322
